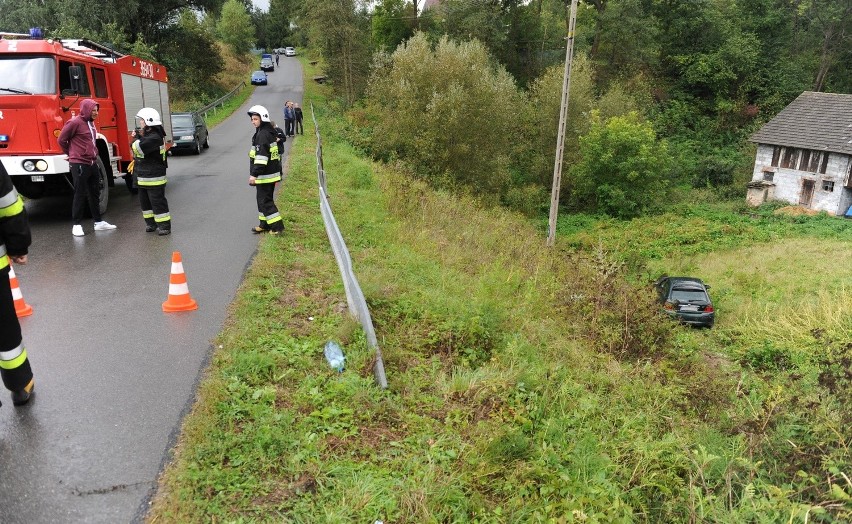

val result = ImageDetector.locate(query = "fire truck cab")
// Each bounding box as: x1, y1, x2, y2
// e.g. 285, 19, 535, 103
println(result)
0, 30, 171, 214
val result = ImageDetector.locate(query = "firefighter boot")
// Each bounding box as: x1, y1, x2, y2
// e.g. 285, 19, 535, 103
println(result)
12, 378, 34, 406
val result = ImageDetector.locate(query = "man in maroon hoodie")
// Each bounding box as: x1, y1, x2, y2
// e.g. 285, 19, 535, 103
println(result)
57, 99, 117, 237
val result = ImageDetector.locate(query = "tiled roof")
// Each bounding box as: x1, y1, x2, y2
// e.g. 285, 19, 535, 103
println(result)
749, 91, 852, 154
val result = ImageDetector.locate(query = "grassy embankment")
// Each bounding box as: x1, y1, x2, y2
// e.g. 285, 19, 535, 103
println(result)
148, 56, 851, 522
170, 42, 256, 123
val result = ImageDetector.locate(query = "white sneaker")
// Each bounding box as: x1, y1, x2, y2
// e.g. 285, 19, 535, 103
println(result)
94, 221, 117, 231
72, 225, 84, 237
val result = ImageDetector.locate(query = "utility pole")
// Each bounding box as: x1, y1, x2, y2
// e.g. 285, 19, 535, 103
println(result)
546, 0, 579, 247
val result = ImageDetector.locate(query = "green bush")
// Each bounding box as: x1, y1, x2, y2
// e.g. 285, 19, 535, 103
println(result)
363, 32, 521, 199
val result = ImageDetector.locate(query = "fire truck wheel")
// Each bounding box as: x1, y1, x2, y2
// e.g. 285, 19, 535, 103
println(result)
96, 158, 109, 215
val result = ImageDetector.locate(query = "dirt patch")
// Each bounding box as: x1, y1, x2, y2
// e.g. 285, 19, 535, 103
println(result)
250, 473, 317, 506
773, 205, 820, 216
276, 264, 340, 337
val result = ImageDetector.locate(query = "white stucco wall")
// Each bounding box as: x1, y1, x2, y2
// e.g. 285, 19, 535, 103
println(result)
751, 144, 852, 215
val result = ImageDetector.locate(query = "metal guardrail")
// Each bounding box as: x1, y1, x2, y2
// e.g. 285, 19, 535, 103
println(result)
196, 81, 246, 119
311, 103, 388, 389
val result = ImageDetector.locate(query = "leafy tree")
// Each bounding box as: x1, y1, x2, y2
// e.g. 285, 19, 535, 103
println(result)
570, 112, 672, 219
218, 0, 255, 54
159, 9, 224, 103
521, 54, 642, 202
371, 0, 417, 52
301, 0, 372, 105
364, 32, 521, 199
262, 0, 295, 49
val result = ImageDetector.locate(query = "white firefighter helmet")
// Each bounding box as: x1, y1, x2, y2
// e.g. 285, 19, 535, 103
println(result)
246, 105, 271, 122
136, 107, 162, 126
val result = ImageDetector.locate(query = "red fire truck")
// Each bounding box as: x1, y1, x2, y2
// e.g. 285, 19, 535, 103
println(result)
0, 30, 172, 213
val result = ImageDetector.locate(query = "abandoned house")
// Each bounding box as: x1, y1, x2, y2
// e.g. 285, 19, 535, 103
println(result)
747, 91, 852, 216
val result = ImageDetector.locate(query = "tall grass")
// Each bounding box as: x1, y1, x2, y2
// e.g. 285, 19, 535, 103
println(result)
147, 57, 852, 523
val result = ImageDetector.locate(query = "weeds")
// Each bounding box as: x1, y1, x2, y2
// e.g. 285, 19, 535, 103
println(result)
147, 57, 852, 523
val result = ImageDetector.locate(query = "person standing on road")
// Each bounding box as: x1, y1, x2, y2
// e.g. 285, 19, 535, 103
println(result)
294, 103, 304, 135
246, 105, 284, 235
271, 120, 287, 176
0, 162, 36, 407
283, 101, 295, 137
57, 99, 117, 237
275, 52, 280, 66
131, 108, 171, 235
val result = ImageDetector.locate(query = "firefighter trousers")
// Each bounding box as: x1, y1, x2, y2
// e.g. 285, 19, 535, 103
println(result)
0, 268, 34, 393
255, 183, 283, 231
139, 185, 171, 231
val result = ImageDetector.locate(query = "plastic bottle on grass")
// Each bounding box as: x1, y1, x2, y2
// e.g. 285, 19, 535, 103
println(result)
324, 341, 345, 372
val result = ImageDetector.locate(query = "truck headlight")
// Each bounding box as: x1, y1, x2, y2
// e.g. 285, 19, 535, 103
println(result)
23, 160, 35, 172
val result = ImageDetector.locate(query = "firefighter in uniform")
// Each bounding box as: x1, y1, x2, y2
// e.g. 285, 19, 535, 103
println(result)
246, 105, 284, 234
0, 162, 35, 407
131, 108, 171, 235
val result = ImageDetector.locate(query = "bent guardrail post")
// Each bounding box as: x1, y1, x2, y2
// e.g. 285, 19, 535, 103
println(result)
311, 103, 388, 389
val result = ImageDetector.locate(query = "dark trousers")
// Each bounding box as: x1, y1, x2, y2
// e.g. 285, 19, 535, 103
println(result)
295, 118, 303, 134
139, 185, 171, 230
256, 183, 283, 231
0, 268, 34, 393
70, 162, 102, 224
284, 118, 295, 136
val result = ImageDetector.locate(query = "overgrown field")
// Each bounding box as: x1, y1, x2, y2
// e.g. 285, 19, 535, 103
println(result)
147, 60, 852, 523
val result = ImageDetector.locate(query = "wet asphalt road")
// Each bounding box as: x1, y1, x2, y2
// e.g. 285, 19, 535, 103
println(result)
0, 59, 303, 523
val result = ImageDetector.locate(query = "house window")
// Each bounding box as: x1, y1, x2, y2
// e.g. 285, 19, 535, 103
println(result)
771, 146, 781, 167
822, 180, 834, 192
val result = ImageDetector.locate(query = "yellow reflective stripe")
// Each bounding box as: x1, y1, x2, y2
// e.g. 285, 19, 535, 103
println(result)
160, 145, 167, 161
266, 214, 282, 224
137, 176, 167, 186
154, 213, 171, 222
254, 154, 269, 165
0, 343, 27, 370
142, 210, 154, 219
131, 140, 143, 157
249, 149, 256, 158
0, 193, 24, 218
0, 254, 8, 271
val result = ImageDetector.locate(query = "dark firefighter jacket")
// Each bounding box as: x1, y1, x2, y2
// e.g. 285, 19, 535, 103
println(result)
131, 126, 168, 186
249, 122, 282, 184
0, 162, 31, 274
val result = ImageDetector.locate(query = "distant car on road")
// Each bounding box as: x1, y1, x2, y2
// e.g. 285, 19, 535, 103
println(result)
170, 112, 209, 155
251, 70, 268, 85
654, 276, 715, 328
284, 47, 296, 57
260, 57, 274, 72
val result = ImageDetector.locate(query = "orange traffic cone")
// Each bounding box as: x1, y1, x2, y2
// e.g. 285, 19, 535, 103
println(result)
8, 265, 33, 318
162, 251, 197, 312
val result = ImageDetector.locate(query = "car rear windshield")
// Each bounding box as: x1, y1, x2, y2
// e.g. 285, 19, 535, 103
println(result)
670, 288, 708, 302
172, 115, 193, 127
